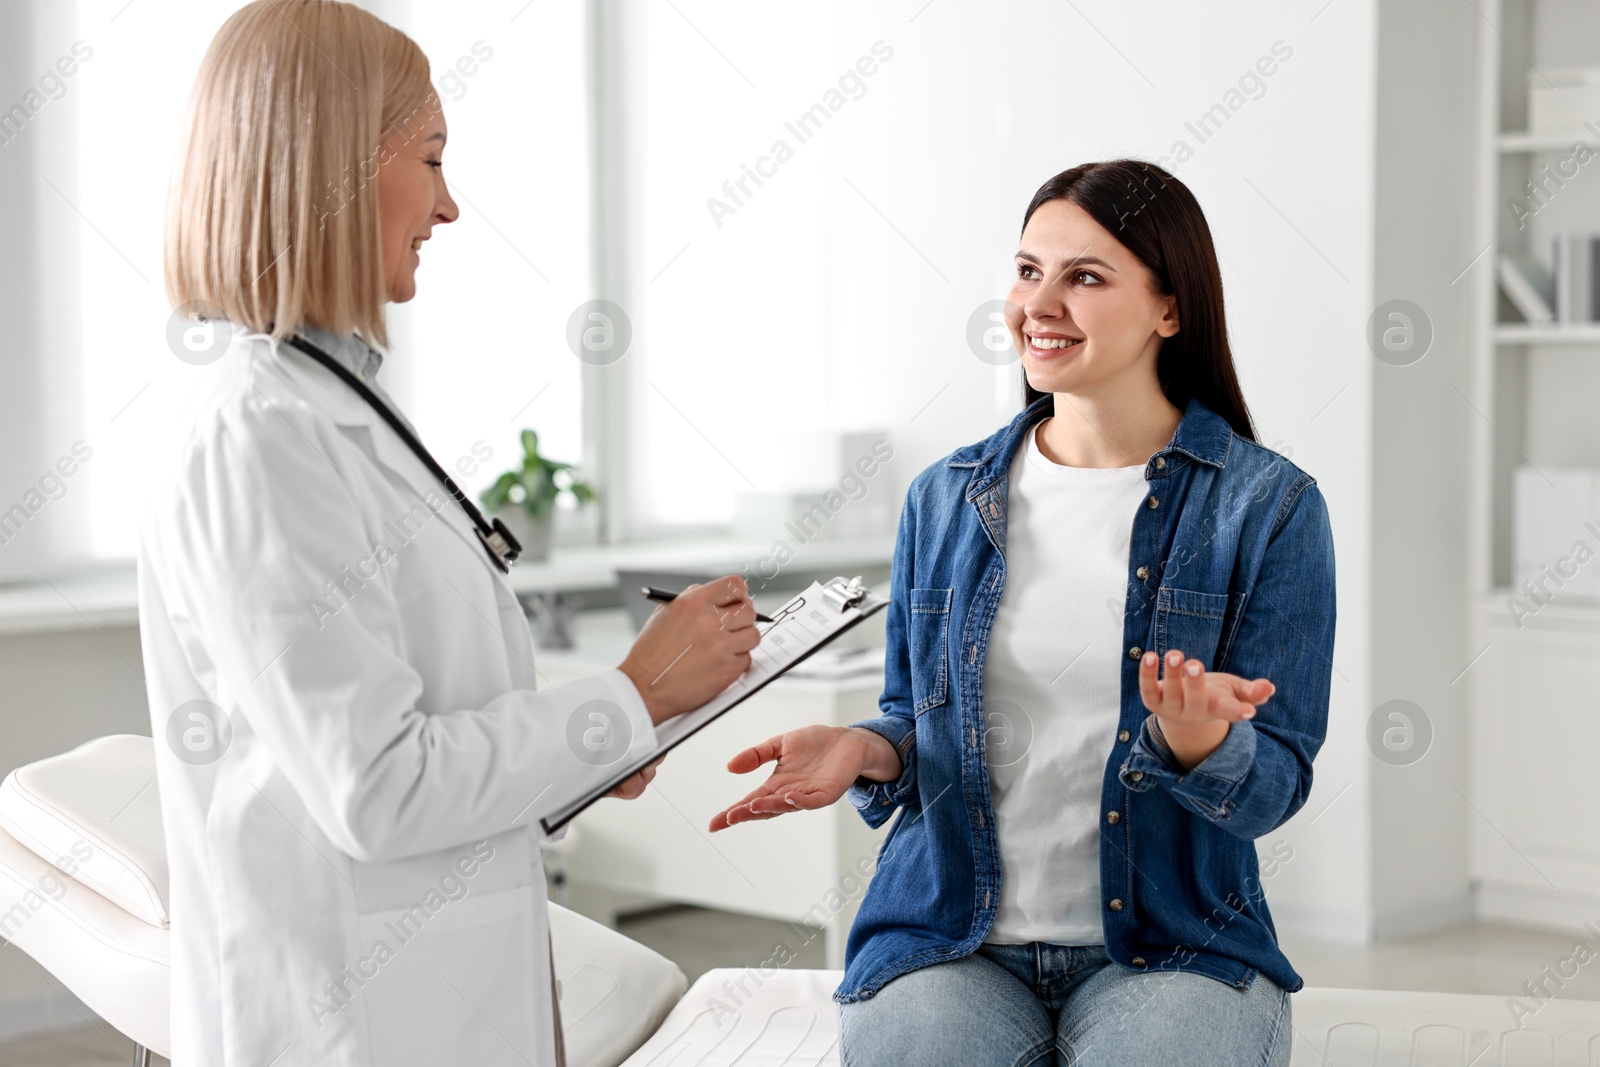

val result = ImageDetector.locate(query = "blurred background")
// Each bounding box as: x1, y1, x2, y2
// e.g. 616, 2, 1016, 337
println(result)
3, 0, 1600, 1061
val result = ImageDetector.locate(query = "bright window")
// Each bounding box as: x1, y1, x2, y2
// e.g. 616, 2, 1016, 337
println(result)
624, 0, 837, 535
42, 0, 590, 577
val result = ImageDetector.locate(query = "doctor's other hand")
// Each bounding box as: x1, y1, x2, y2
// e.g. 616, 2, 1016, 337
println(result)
708, 725, 901, 832
605, 752, 666, 800
618, 575, 762, 726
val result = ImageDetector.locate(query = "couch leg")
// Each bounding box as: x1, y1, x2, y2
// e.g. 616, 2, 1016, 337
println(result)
131, 1044, 151, 1067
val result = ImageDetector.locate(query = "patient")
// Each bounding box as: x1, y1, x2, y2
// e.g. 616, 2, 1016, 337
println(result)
709, 159, 1335, 1067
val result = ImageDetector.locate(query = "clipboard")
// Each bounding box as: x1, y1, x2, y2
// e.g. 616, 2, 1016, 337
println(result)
540, 575, 889, 835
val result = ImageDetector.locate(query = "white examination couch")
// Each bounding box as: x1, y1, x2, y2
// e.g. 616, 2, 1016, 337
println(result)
2, 736, 1597, 1066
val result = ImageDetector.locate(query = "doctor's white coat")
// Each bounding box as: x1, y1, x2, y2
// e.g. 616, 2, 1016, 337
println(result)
137, 327, 658, 1066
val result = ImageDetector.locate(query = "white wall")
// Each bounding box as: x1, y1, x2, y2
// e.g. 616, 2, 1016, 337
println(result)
1368, 0, 1479, 937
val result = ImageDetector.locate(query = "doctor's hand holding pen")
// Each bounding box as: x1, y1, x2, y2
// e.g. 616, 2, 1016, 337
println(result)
606, 575, 763, 800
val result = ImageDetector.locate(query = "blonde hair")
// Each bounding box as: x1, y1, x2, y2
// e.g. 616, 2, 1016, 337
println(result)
165, 0, 436, 348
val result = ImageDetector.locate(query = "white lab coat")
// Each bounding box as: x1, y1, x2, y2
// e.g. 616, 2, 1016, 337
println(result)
137, 326, 658, 1066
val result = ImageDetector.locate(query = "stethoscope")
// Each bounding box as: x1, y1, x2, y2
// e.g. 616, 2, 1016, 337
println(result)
281, 333, 523, 574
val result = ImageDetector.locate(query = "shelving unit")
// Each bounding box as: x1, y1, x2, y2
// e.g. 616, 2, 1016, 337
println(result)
1492, 323, 1600, 345
1498, 129, 1600, 153
1468, 0, 1600, 928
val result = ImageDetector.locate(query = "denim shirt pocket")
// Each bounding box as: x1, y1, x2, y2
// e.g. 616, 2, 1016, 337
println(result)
909, 587, 953, 714
1152, 586, 1239, 670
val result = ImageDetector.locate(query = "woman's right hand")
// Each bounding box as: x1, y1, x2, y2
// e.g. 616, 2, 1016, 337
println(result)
618, 575, 762, 726
708, 725, 901, 832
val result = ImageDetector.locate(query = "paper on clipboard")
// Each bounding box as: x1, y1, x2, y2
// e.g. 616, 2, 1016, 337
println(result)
539, 575, 888, 835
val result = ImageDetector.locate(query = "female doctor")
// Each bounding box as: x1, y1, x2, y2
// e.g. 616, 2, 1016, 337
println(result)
138, 3, 760, 1064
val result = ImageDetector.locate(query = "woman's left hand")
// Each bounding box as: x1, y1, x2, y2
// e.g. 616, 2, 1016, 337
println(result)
605, 752, 666, 800
1138, 649, 1275, 768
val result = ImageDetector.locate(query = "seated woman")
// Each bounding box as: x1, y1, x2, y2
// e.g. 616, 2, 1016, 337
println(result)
710, 159, 1335, 1067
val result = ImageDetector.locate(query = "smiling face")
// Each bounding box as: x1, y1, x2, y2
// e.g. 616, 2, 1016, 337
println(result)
376, 102, 459, 304
1005, 198, 1179, 400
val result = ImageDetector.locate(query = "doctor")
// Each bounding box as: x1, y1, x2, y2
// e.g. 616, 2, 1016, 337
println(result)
138, 2, 760, 1064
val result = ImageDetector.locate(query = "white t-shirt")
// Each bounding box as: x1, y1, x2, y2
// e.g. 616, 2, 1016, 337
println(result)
982, 420, 1149, 946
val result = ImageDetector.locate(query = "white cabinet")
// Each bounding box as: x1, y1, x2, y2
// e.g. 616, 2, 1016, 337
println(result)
1471, 597, 1600, 926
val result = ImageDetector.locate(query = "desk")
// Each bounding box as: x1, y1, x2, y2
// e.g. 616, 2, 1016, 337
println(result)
537, 609, 890, 968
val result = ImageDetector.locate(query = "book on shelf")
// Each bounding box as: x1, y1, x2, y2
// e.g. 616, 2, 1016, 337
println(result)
1508, 235, 1600, 329
1551, 232, 1600, 325
1497, 254, 1554, 325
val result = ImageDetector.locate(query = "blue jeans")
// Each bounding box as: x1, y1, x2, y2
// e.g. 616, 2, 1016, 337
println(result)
837, 943, 1291, 1067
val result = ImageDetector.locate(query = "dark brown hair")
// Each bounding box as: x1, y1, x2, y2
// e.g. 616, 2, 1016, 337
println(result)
1018, 159, 1255, 442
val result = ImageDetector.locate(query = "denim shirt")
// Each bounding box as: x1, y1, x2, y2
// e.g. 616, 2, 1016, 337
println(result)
837, 395, 1336, 1003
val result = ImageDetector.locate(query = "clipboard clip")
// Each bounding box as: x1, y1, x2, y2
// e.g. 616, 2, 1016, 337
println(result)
821, 575, 868, 613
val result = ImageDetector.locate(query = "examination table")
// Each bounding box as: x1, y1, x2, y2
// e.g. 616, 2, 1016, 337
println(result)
2, 736, 1597, 1065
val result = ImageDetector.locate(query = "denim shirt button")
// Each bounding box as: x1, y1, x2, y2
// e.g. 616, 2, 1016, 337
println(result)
1127, 645, 1142, 659
1109, 898, 1124, 911
1129, 771, 1144, 782
1147, 495, 1160, 509
1118, 729, 1131, 743
1131, 956, 1146, 967
1154, 456, 1166, 469
1106, 810, 1120, 824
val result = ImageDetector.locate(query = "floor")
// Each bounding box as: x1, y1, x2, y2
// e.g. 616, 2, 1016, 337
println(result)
4, 911, 1597, 1065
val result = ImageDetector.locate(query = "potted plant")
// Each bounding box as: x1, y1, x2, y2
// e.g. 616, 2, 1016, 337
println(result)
479, 429, 596, 562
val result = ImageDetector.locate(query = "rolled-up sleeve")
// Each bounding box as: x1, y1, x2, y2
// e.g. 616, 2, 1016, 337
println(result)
846, 716, 919, 826
1118, 476, 1335, 840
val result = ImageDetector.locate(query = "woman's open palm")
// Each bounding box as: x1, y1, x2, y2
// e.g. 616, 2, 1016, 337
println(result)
709, 725, 864, 832
1138, 648, 1274, 726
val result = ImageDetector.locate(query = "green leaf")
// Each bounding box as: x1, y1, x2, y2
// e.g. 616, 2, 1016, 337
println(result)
480, 470, 519, 512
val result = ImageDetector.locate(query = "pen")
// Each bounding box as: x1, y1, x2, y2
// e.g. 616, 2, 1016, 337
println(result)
640, 585, 774, 623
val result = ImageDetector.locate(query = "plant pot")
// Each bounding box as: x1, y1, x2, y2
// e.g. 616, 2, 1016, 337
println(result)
495, 508, 554, 562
